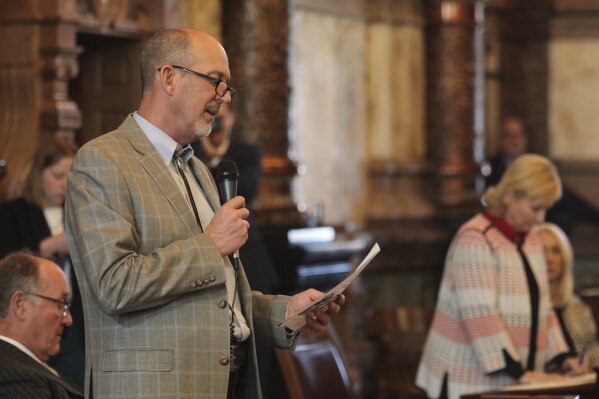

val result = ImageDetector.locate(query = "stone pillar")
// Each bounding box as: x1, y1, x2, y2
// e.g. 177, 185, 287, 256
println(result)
0, 0, 81, 201
222, 0, 301, 226
364, 1, 434, 228
425, 0, 479, 213
488, 1, 552, 155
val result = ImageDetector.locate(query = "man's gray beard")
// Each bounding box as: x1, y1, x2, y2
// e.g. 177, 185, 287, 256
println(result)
193, 120, 213, 139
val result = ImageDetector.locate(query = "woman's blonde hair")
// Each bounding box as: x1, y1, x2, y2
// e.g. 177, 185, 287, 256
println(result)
483, 154, 562, 217
22, 137, 77, 207
534, 222, 574, 307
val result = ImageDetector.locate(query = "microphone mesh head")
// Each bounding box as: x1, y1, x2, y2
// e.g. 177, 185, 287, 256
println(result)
217, 160, 238, 181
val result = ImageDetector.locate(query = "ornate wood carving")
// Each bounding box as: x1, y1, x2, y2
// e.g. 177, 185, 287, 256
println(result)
76, 0, 160, 32
0, 3, 82, 200
0, 0, 162, 202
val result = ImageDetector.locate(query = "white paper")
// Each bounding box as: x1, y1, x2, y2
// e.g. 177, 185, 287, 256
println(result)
279, 242, 380, 331
500, 372, 596, 392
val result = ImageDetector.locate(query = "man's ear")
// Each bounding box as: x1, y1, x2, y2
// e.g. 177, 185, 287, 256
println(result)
158, 65, 177, 96
10, 290, 29, 320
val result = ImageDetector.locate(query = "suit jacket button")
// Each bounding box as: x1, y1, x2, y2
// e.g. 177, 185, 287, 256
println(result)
220, 356, 230, 366
197, 279, 203, 286
218, 300, 227, 309
191, 282, 197, 288
209, 275, 216, 282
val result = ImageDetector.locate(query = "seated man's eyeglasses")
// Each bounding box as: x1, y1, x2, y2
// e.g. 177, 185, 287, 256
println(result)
26, 292, 71, 318
158, 65, 236, 99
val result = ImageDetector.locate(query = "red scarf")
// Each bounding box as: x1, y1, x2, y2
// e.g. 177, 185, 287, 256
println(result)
483, 211, 528, 245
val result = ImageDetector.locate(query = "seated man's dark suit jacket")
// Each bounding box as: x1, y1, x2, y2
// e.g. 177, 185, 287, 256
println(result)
0, 340, 83, 399
0, 198, 85, 390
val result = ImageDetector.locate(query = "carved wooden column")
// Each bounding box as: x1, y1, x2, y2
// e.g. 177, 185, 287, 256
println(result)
425, 0, 480, 214
40, 18, 82, 142
223, 0, 301, 227
488, 1, 552, 155
0, 0, 82, 202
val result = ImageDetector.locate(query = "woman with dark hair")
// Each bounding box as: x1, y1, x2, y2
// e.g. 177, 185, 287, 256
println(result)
416, 154, 586, 399
0, 136, 84, 390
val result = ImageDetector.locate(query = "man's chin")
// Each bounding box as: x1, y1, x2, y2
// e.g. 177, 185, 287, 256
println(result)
51, 343, 61, 355
194, 123, 212, 139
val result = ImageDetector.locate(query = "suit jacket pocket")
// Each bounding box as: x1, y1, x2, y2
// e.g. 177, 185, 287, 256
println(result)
102, 349, 174, 372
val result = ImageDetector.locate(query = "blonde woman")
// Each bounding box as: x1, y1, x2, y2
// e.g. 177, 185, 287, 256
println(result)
535, 222, 599, 369
0, 137, 75, 259
416, 154, 585, 399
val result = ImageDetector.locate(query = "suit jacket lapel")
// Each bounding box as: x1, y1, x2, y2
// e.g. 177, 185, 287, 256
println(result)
119, 115, 202, 237
189, 156, 221, 213
0, 340, 82, 398
51, 368, 84, 398
187, 155, 254, 316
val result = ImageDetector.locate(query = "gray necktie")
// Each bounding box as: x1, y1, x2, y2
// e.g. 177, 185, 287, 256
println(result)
174, 151, 202, 230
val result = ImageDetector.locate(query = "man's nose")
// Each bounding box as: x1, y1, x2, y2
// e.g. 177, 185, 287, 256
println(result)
62, 310, 73, 326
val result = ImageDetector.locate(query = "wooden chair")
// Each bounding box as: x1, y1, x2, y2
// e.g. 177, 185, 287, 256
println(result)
275, 326, 352, 399
363, 305, 434, 399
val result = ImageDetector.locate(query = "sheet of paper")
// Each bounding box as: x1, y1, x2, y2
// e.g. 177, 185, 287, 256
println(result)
279, 242, 380, 331
500, 372, 596, 392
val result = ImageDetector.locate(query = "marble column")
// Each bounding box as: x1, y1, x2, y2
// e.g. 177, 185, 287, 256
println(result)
488, 1, 552, 155
223, 0, 301, 226
425, 0, 480, 212
364, 1, 433, 228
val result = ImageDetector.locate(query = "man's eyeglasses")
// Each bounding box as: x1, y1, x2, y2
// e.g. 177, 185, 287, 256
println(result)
26, 292, 71, 318
162, 65, 236, 99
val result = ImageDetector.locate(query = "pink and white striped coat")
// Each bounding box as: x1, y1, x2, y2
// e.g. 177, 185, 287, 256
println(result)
416, 213, 568, 399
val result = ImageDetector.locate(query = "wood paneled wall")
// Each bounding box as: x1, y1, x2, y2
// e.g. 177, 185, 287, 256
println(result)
0, 0, 163, 202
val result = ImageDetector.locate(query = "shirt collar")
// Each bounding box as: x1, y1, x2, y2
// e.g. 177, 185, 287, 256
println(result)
132, 112, 195, 165
483, 211, 528, 245
174, 145, 194, 165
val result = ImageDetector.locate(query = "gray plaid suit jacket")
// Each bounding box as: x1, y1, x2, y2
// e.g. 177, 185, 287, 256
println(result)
65, 115, 290, 399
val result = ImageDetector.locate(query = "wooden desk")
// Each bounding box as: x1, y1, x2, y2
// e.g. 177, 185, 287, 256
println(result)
481, 395, 578, 399
461, 380, 597, 399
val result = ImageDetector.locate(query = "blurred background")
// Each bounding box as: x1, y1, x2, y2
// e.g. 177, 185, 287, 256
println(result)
2, 1, 599, 398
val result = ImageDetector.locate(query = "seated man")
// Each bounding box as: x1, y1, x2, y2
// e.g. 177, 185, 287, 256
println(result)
0, 252, 83, 399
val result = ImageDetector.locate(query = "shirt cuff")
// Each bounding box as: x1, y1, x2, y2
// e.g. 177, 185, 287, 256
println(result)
285, 328, 300, 349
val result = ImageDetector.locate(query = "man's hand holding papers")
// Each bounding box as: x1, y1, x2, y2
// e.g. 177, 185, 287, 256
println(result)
281, 243, 380, 332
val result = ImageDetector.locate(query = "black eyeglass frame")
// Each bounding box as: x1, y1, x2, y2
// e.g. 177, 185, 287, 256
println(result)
159, 65, 236, 99
26, 292, 71, 318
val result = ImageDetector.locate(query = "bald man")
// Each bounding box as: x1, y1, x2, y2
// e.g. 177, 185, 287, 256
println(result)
0, 252, 83, 399
65, 28, 344, 399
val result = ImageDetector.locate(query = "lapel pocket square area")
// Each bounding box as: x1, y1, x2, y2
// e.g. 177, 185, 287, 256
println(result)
102, 349, 174, 372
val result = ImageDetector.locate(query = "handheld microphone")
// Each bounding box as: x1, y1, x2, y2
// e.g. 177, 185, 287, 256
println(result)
217, 160, 238, 204
217, 160, 241, 267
